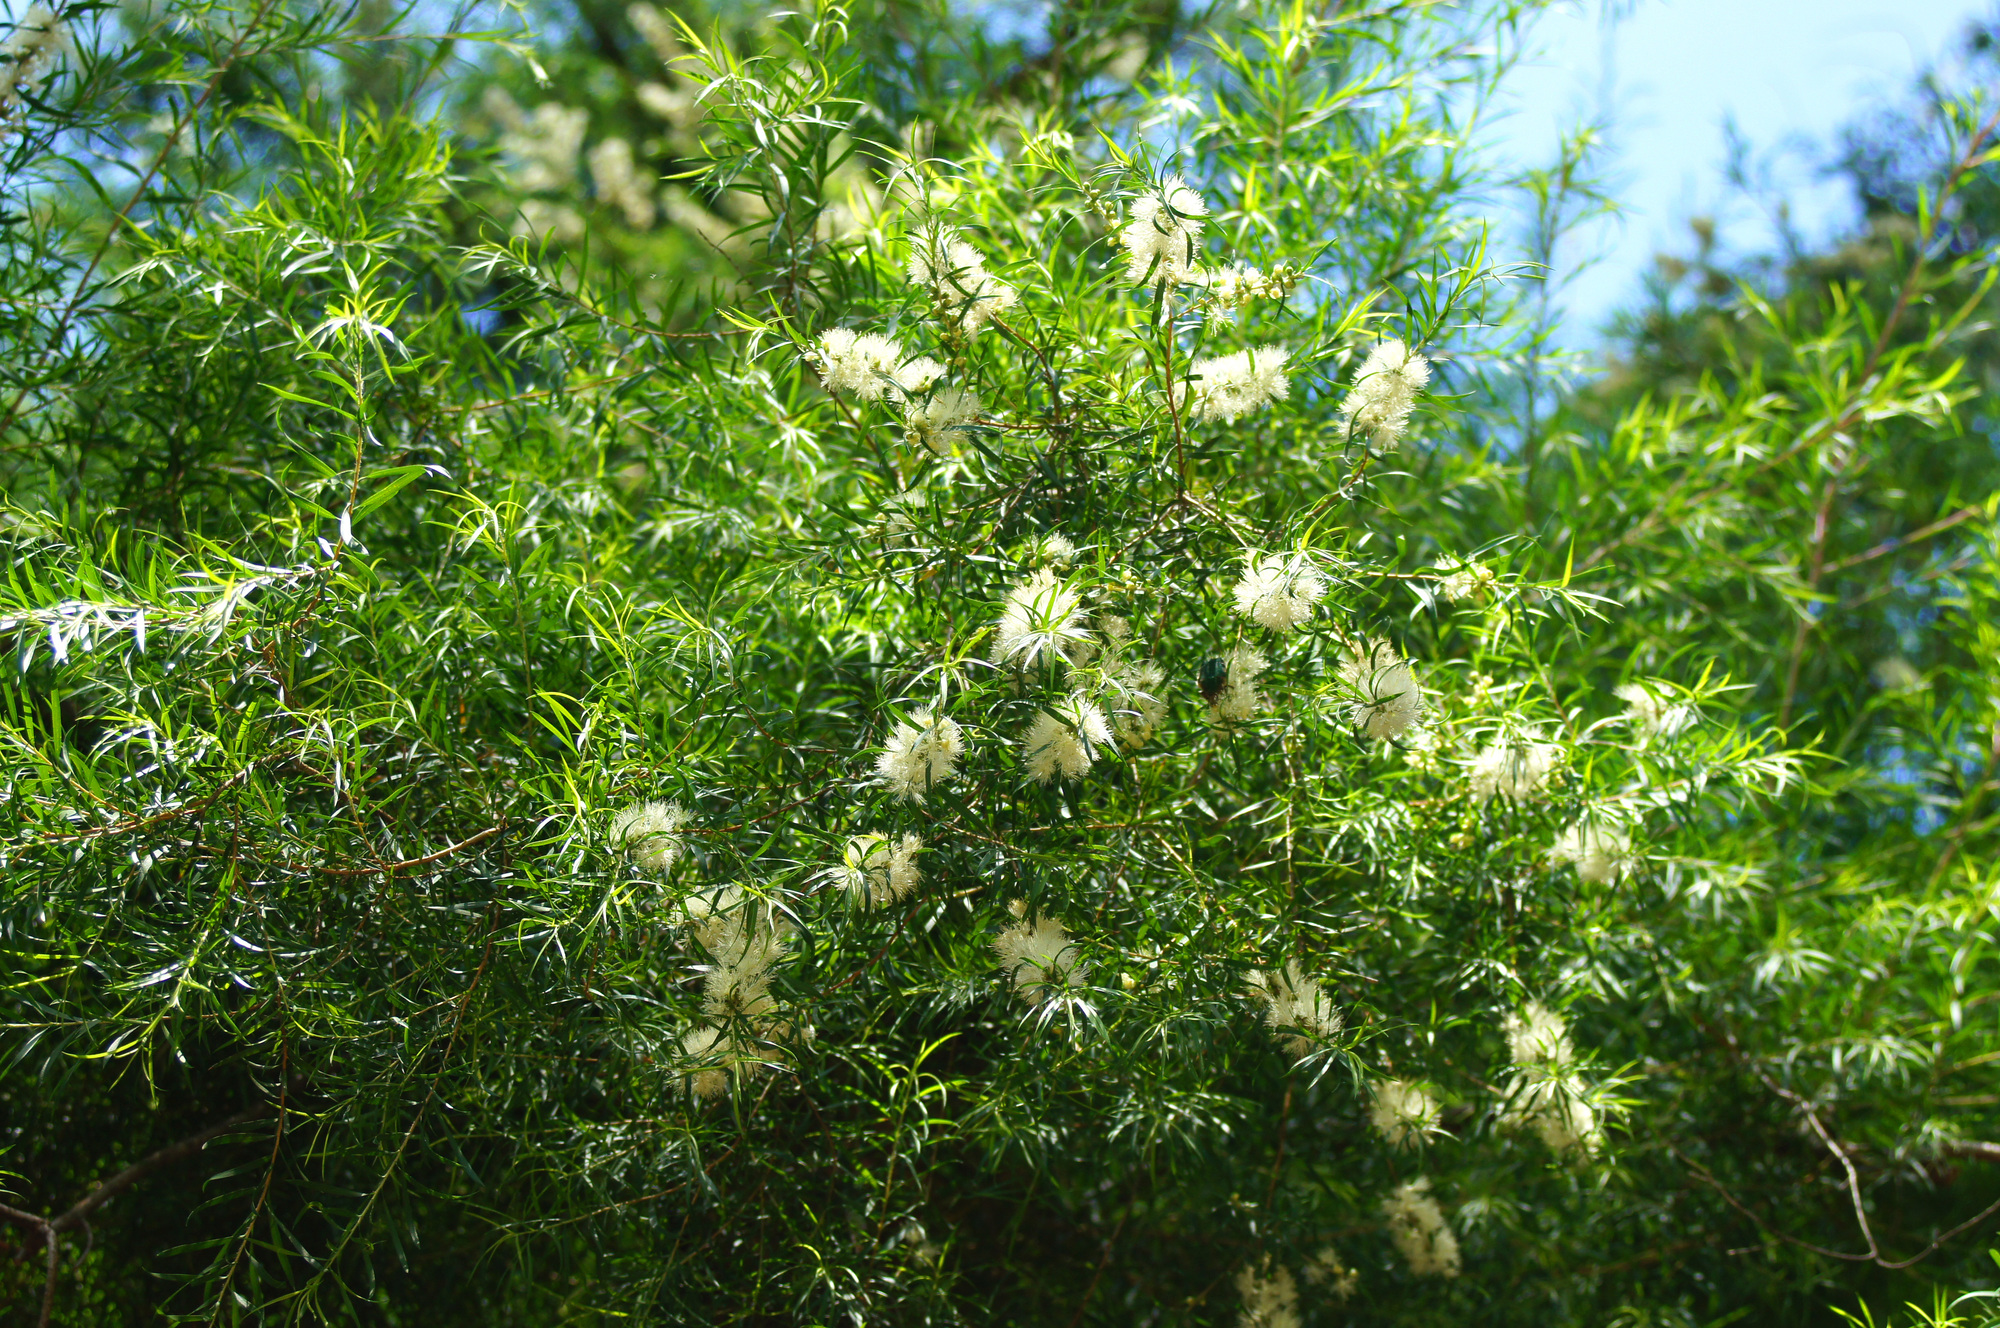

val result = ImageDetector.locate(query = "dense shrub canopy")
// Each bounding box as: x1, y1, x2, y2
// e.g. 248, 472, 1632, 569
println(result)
5, 1, 2000, 1324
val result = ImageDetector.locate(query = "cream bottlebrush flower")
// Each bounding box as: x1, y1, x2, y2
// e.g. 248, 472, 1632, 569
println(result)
1873, 656, 1924, 691
588, 136, 656, 228
1504, 1001, 1575, 1071
1209, 645, 1268, 725
1103, 659, 1168, 751
1469, 740, 1560, 802
1370, 1079, 1443, 1150
891, 356, 947, 396
681, 1024, 734, 1101
1302, 1246, 1358, 1299
813, 328, 901, 399
680, 1018, 797, 1101
875, 709, 967, 803
991, 568, 1090, 670
905, 386, 980, 455
1233, 554, 1326, 633
1341, 641, 1423, 741
1022, 693, 1112, 783
1531, 1096, 1603, 1157
1551, 817, 1634, 884
1245, 961, 1342, 1057
700, 909, 792, 1022
1233, 1257, 1301, 1328
496, 99, 589, 192
1339, 339, 1431, 448
812, 329, 938, 402
1245, 965, 1339, 1054
610, 800, 690, 873
906, 222, 1019, 330
1038, 532, 1077, 565
1121, 174, 1208, 285
835, 832, 923, 908
1381, 1178, 1461, 1277
1500, 1002, 1604, 1156
1190, 345, 1290, 423
1615, 682, 1693, 739
682, 900, 805, 1100
1, 3, 69, 129
993, 906, 1088, 1004
681, 882, 745, 930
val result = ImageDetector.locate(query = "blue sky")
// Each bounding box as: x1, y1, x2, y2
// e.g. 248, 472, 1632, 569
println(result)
1500, 0, 1984, 346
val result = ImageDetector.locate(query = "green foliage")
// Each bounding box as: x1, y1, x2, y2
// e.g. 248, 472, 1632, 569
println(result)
4, 0, 2000, 1325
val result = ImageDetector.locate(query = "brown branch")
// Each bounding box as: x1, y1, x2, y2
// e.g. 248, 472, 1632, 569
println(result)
1, 1106, 272, 1327
52, 1105, 273, 1234
1822, 504, 1985, 575
1675, 1145, 1874, 1263
1681, 1014, 2000, 1270
1265, 1078, 1294, 1212
0, 1202, 57, 1328
307, 822, 506, 877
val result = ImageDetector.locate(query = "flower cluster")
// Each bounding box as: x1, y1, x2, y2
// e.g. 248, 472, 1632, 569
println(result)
904, 385, 981, 455
1232, 554, 1326, 633
1022, 693, 1112, 783
1101, 657, 1168, 750
1369, 1079, 1442, 1150
1303, 1246, 1358, 1299
487, 91, 588, 194
1504, 1000, 1575, 1066
1233, 1256, 1300, 1328
588, 136, 655, 228
1119, 174, 1208, 285
1190, 345, 1290, 423
992, 568, 1090, 670
1340, 641, 1423, 741
682, 895, 801, 1099
1498, 1002, 1604, 1157
810, 328, 943, 402
1550, 816, 1634, 884
993, 903, 1088, 1005
611, 800, 690, 874
2, 4, 69, 130
1381, 1178, 1461, 1277
1207, 645, 1267, 726
876, 710, 967, 803
906, 219, 1018, 333
1245, 961, 1342, 1057
1339, 338, 1431, 448
1617, 681, 1693, 740
1469, 739, 1560, 802
834, 832, 923, 908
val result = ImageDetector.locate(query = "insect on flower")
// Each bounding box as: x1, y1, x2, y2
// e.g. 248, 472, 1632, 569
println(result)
1197, 656, 1229, 703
